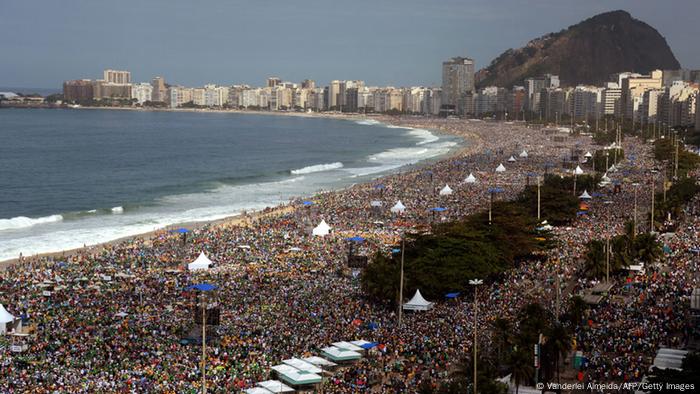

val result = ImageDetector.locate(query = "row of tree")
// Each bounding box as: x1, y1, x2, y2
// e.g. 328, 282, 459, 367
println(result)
362, 174, 583, 302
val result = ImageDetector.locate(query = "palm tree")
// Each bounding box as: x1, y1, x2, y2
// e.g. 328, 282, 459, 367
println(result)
509, 348, 534, 394
633, 232, 662, 264
545, 323, 572, 385
492, 317, 512, 365
568, 296, 587, 327
584, 239, 606, 279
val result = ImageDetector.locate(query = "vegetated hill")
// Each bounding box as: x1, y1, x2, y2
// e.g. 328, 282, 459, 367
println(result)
475, 10, 680, 88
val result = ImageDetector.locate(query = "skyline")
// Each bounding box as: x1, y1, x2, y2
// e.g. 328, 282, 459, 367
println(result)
2, 0, 700, 89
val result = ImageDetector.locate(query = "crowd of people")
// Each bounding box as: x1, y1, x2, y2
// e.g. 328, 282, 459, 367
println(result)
0, 117, 696, 393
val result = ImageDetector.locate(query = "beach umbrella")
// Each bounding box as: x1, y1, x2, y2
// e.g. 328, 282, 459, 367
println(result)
186, 283, 217, 292
173, 228, 190, 234
346, 236, 366, 243
464, 173, 477, 183
495, 163, 506, 172
302, 201, 314, 206
439, 184, 453, 196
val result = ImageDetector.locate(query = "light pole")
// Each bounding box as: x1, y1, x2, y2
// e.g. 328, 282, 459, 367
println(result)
469, 278, 483, 394
398, 237, 405, 327
187, 283, 217, 394
537, 176, 541, 221
633, 183, 639, 235
650, 175, 655, 233
606, 236, 611, 284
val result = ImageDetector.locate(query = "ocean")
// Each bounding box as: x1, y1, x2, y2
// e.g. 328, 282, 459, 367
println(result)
0, 108, 460, 261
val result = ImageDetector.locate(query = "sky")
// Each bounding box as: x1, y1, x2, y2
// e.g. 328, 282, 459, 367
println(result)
1, 0, 699, 89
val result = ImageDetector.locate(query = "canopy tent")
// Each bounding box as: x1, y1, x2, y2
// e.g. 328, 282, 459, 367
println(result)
312, 220, 331, 236
439, 184, 453, 196
579, 190, 592, 200
507, 156, 516, 162
584, 151, 593, 158
390, 200, 406, 214
303, 356, 338, 369
321, 346, 362, 362
186, 283, 218, 292
188, 252, 213, 271
271, 364, 322, 386
574, 165, 584, 175
403, 289, 434, 311
0, 304, 15, 334
445, 292, 460, 299
495, 163, 506, 172
464, 173, 477, 183
519, 150, 528, 158
256, 380, 295, 393
282, 358, 323, 374
246, 388, 273, 394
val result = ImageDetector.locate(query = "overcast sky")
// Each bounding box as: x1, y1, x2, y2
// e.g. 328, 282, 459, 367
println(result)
1, 0, 698, 89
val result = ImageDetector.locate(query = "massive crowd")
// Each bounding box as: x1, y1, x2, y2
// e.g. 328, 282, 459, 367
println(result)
0, 117, 696, 393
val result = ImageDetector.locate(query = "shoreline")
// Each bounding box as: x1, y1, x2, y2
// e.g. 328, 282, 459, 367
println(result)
0, 113, 480, 270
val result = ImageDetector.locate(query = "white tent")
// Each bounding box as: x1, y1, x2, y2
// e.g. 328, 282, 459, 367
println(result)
574, 165, 584, 175
608, 164, 617, 172
390, 200, 406, 214
579, 190, 592, 199
584, 151, 593, 158
188, 252, 213, 271
403, 289, 434, 311
507, 156, 516, 162
601, 173, 611, 182
0, 304, 15, 334
464, 173, 477, 184
495, 163, 506, 172
312, 220, 331, 236
370, 200, 382, 207
439, 184, 453, 196
519, 150, 528, 158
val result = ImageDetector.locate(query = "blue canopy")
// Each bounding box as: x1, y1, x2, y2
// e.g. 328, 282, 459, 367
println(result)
172, 228, 190, 234
186, 283, 218, 291
430, 207, 447, 212
361, 342, 379, 349
591, 192, 605, 197
302, 201, 314, 206
391, 248, 401, 254
445, 292, 460, 299
346, 236, 366, 243
367, 322, 379, 330
374, 184, 385, 189
576, 211, 588, 216
488, 187, 504, 193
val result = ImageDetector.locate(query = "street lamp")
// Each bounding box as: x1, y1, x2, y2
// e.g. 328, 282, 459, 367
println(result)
632, 182, 639, 235
187, 283, 218, 394
469, 278, 484, 394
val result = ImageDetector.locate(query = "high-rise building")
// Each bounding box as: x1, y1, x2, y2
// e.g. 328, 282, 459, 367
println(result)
441, 57, 475, 111
103, 69, 131, 84
131, 82, 153, 104
695, 92, 700, 132
328, 80, 346, 110
301, 79, 316, 89
151, 77, 166, 102
601, 82, 622, 116
525, 74, 559, 113
267, 77, 281, 88
63, 80, 95, 102
620, 70, 663, 120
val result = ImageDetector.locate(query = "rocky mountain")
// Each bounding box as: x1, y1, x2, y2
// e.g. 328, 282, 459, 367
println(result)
475, 10, 680, 88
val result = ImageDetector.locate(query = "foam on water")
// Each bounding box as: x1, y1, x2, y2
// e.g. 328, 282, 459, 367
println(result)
0, 214, 63, 232
290, 162, 344, 175
111, 206, 124, 214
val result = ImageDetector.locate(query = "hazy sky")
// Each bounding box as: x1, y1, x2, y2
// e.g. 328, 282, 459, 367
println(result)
1, 0, 699, 89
